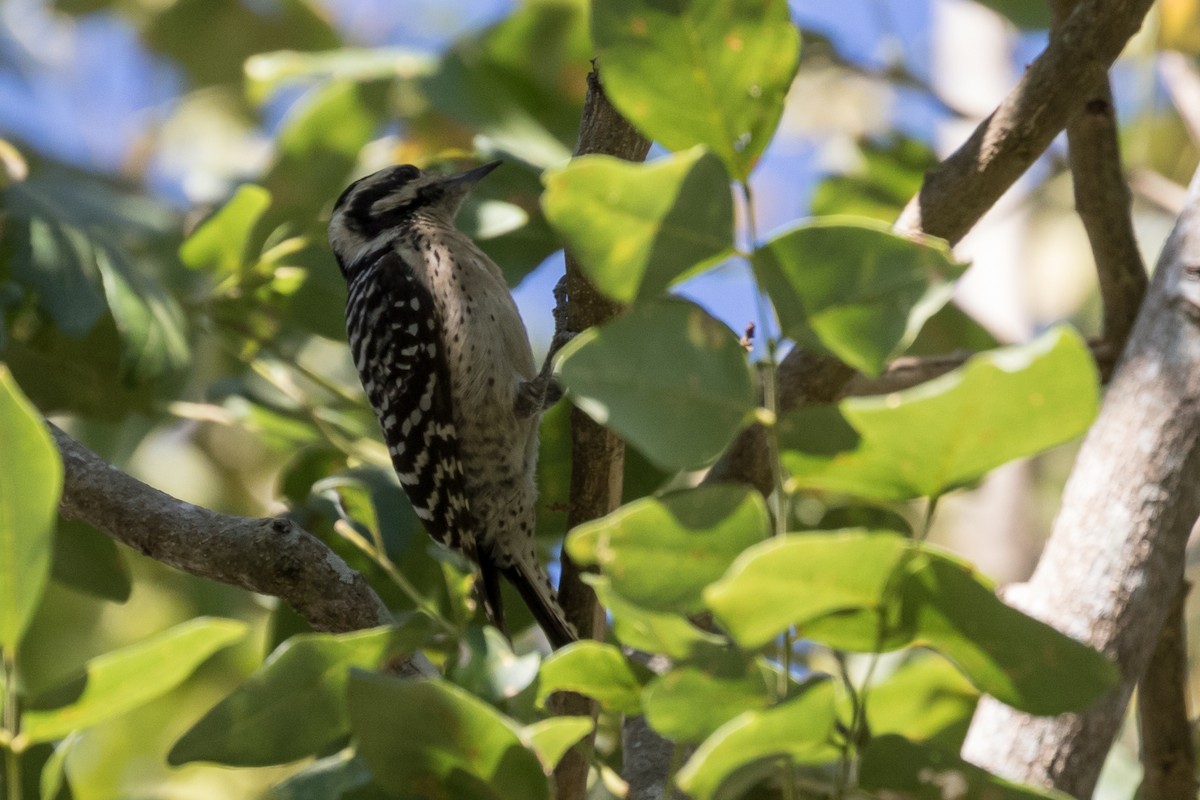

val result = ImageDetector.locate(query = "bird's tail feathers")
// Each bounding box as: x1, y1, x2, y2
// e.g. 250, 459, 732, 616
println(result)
502, 560, 578, 649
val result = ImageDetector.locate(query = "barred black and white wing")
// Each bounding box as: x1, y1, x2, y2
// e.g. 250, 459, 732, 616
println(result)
343, 251, 476, 560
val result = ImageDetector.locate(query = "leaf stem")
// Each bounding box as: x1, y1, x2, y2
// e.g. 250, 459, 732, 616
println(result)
3, 649, 21, 800
743, 178, 799, 799
333, 520, 458, 637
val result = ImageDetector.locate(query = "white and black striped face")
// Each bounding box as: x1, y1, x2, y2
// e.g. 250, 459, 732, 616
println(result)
328, 161, 500, 274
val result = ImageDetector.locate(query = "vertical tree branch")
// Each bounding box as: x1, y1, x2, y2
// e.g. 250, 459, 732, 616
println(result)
550, 67, 651, 800
960, 168, 1200, 797
1050, 0, 1148, 367
1136, 581, 1195, 800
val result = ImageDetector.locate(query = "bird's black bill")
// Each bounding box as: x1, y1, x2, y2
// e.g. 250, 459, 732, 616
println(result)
444, 160, 502, 188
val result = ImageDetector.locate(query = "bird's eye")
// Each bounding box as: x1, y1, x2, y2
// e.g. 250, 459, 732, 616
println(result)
393, 165, 420, 184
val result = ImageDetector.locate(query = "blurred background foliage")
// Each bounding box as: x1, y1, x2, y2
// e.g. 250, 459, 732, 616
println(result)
0, 0, 1197, 796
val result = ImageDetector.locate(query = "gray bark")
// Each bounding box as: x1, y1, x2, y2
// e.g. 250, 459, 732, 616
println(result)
960, 169, 1200, 797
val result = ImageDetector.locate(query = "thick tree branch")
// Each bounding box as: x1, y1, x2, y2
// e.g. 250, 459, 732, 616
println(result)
50, 423, 393, 633
961, 169, 1200, 797
550, 67, 651, 800
895, 0, 1154, 245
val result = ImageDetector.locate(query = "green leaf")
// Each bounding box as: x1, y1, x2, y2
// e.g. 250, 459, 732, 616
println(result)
268, 751, 374, 800
52, 520, 130, 603
179, 184, 271, 276
600, 587, 727, 660
675, 678, 840, 800
147, 0, 339, 87
902, 556, 1117, 715
170, 622, 430, 767
0, 366, 61, 652
9, 217, 107, 337
779, 327, 1099, 501
567, 485, 769, 613
754, 218, 967, 376
707, 533, 1118, 714
535, 640, 648, 715
860, 736, 1070, 800
589, 576, 728, 661
593, 0, 800, 179
810, 135, 938, 223
421, 0, 588, 168
263, 80, 382, 224
864, 656, 979, 749
542, 148, 733, 303
39, 733, 79, 800
557, 298, 755, 470
22, 617, 246, 743
245, 48, 436, 105
348, 673, 548, 800
974, 0, 1051, 30
642, 666, 770, 743
705, 531, 911, 650
448, 626, 540, 705
94, 245, 191, 383
521, 717, 594, 772
905, 302, 999, 357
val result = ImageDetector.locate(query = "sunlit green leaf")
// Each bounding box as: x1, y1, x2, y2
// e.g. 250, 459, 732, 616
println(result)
542, 148, 733, 303
706, 531, 910, 650
22, 618, 247, 743
179, 184, 271, 276
567, 485, 768, 613
0, 366, 61, 652
594, 0, 800, 178
246, 48, 436, 105
535, 640, 648, 715
557, 298, 755, 470
779, 327, 1099, 501
860, 736, 1070, 800
675, 678, 839, 800
589, 576, 727, 661
521, 717, 594, 772
170, 622, 431, 767
754, 218, 966, 376
643, 666, 770, 743
348, 673, 548, 800
707, 533, 1118, 714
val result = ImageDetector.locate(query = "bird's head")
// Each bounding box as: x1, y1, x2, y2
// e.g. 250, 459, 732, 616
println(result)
328, 160, 500, 268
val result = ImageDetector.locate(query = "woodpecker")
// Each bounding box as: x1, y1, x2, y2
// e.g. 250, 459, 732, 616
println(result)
328, 161, 576, 648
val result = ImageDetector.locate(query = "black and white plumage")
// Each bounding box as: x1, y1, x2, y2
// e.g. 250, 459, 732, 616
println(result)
328, 161, 576, 648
